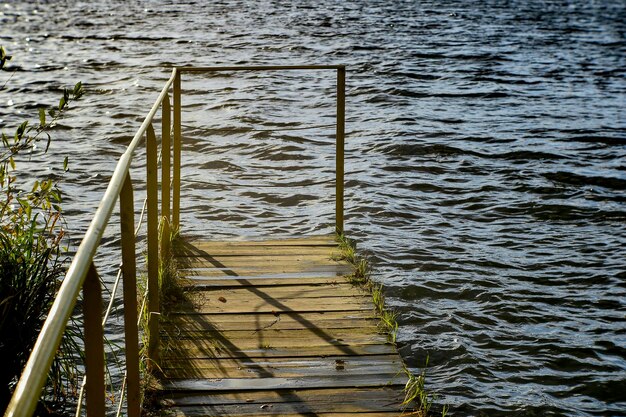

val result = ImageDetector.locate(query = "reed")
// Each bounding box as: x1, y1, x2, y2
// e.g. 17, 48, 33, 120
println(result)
0, 48, 84, 413
139, 219, 189, 412
335, 232, 445, 416
402, 359, 432, 417
0, 214, 82, 414
335, 233, 397, 339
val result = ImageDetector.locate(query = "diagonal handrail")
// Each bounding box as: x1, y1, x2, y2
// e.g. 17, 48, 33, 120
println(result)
4, 68, 178, 417
4, 64, 346, 417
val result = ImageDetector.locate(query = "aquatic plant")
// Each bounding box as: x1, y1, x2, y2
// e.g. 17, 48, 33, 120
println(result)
335, 232, 446, 416
336, 233, 396, 338
402, 356, 433, 416
0, 46, 83, 413
138, 217, 184, 409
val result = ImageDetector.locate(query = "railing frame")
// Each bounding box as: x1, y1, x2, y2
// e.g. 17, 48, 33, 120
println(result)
172, 72, 181, 233
175, 64, 346, 233
4, 68, 177, 417
119, 172, 140, 417
4, 64, 346, 417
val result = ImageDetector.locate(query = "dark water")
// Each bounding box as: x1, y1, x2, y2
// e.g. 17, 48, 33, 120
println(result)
1, 1, 625, 415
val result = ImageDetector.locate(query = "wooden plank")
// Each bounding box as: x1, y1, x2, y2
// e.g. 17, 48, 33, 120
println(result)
187, 282, 358, 291
175, 245, 342, 257
170, 297, 373, 314
176, 254, 347, 269
180, 294, 370, 309
161, 331, 389, 353
159, 373, 407, 391
161, 321, 380, 335
177, 256, 346, 269
161, 327, 387, 342
181, 286, 368, 303
160, 343, 397, 359
157, 387, 404, 406
163, 312, 379, 331
164, 411, 404, 417
177, 264, 353, 277
161, 355, 403, 371
180, 274, 349, 285
160, 363, 401, 380
177, 235, 337, 248
161, 402, 401, 416
159, 389, 404, 413
182, 277, 345, 287
160, 356, 404, 379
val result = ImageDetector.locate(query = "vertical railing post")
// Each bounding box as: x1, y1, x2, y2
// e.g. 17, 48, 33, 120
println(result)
161, 94, 172, 257
146, 124, 160, 369
119, 172, 140, 416
336, 65, 345, 235
83, 262, 105, 417
172, 69, 182, 234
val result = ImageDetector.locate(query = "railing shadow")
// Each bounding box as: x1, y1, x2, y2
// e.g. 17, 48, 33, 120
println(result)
173, 240, 363, 355
155, 239, 380, 416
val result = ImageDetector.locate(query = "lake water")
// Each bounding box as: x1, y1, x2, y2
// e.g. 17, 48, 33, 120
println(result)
1, 1, 625, 415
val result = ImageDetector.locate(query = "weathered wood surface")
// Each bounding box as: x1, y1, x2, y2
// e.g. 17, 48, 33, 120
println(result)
151, 235, 408, 416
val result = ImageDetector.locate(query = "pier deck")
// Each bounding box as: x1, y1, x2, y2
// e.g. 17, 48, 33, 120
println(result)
152, 234, 408, 416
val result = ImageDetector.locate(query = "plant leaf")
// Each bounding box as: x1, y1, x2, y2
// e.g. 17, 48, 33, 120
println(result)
15, 121, 28, 141
39, 108, 46, 127
63, 156, 69, 172
44, 132, 51, 153
73, 81, 83, 98
0, 46, 11, 70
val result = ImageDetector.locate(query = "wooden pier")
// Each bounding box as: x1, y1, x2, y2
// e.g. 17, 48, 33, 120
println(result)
4, 65, 416, 417
150, 235, 409, 416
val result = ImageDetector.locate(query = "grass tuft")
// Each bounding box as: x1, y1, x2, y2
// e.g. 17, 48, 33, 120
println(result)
335, 233, 395, 339
336, 232, 447, 416
402, 360, 431, 416
139, 218, 193, 415
0, 213, 82, 413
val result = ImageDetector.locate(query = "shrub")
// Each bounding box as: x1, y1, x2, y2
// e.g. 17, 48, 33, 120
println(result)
0, 45, 83, 414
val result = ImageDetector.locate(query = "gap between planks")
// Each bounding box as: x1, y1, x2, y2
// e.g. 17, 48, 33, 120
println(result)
151, 235, 408, 416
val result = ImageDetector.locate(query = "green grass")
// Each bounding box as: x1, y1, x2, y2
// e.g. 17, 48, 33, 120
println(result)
335, 232, 447, 417
1, 45, 85, 415
0, 215, 81, 414
402, 358, 449, 417
335, 233, 396, 339
139, 217, 190, 412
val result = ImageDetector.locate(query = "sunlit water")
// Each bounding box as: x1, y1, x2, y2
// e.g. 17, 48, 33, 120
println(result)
1, 1, 625, 415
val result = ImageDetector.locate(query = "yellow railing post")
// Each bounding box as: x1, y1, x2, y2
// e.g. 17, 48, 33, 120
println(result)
119, 172, 140, 416
3, 66, 352, 417
161, 94, 172, 257
83, 262, 105, 417
2, 70, 177, 417
172, 70, 181, 234
336, 66, 346, 234
146, 124, 160, 369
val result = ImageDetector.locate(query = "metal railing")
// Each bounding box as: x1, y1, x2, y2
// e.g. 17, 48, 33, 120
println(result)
177, 65, 346, 232
3, 64, 345, 417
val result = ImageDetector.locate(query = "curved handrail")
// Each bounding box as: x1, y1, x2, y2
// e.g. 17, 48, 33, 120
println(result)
4, 64, 345, 417
4, 68, 178, 417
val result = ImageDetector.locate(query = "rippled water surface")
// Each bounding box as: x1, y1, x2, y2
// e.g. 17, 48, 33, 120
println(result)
2, 1, 625, 415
